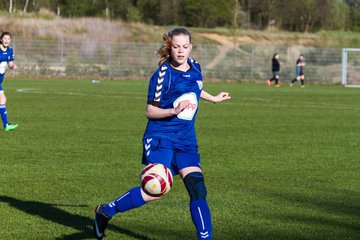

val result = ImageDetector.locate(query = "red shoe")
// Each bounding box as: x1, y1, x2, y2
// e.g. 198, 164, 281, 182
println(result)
266, 80, 271, 86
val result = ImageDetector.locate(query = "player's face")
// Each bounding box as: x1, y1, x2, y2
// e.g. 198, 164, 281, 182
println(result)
1, 35, 11, 47
170, 34, 192, 67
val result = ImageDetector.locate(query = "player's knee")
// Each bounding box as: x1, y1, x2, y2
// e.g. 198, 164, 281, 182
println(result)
183, 172, 207, 201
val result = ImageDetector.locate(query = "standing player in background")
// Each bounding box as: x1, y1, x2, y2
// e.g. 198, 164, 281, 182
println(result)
266, 53, 281, 87
290, 54, 306, 88
0, 32, 18, 131
93, 27, 231, 240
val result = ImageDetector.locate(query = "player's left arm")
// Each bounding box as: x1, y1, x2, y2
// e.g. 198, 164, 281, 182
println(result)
200, 90, 231, 103
8, 48, 16, 70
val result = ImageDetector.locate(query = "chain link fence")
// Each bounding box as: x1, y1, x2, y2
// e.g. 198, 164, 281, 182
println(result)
11, 39, 343, 83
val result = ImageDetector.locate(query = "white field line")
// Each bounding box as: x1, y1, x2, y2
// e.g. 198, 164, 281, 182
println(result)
16, 88, 359, 110
204, 97, 360, 110
16, 88, 144, 100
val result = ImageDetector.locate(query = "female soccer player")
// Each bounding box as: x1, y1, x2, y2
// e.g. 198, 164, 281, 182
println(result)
93, 27, 231, 240
0, 32, 18, 131
290, 54, 306, 88
266, 53, 280, 87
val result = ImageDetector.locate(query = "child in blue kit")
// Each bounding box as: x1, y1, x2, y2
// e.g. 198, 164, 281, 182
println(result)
0, 32, 18, 131
93, 27, 231, 240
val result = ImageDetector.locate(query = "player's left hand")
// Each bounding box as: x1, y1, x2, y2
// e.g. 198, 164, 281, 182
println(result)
213, 92, 231, 103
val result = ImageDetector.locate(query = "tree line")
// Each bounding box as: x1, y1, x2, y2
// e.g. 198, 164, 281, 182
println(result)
1, 0, 360, 32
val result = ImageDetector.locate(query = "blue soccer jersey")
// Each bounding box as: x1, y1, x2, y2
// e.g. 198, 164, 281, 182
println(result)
143, 58, 203, 148
0, 46, 14, 84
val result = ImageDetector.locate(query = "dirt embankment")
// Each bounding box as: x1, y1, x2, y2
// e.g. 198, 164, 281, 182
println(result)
1, 16, 322, 71
0, 16, 131, 42
1, 15, 321, 45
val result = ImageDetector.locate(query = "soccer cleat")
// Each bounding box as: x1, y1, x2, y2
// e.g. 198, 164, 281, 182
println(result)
275, 84, 280, 87
301, 85, 305, 88
93, 204, 111, 240
289, 83, 293, 87
266, 80, 271, 86
4, 123, 18, 131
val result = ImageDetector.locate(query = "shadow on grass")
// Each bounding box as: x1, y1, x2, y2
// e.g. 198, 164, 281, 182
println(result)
246, 187, 360, 239
0, 195, 152, 240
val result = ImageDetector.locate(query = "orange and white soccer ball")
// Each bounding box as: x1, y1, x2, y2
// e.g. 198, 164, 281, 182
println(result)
140, 163, 173, 197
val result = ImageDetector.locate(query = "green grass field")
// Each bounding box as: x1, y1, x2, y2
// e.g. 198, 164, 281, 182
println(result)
0, 78, 359, 240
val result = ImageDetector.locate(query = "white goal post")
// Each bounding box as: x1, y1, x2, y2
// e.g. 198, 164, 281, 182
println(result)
342, 48, 360, 87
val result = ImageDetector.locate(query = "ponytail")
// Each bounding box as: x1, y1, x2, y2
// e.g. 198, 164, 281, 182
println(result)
157, 32, 172, 66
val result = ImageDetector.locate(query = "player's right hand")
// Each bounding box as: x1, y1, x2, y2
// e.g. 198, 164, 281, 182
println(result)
174, 100, 191, 115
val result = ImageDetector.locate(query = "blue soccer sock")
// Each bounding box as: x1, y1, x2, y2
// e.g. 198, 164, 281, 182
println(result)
190, 200, 212, 240
102, 186, 147, 218
0, 104, 9, 128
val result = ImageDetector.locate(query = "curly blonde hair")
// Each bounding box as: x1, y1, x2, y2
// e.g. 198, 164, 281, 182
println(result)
157, 27, 192, 66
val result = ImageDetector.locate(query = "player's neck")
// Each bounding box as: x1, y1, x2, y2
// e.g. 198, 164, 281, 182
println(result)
0, 44, 7, 51
170, 61, 190, 72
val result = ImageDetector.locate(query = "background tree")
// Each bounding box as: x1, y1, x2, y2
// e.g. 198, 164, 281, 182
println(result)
0, 0, 357, 32
57, 0, 104, 17
137, 0, 160, 25
182, 0, 233, 27
158, 0, 182, 26
346, 0, 360, 31
9, 0, 13, 13
23, 0, 29, 13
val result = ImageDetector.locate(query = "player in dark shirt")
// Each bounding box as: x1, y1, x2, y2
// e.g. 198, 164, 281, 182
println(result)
290, 55, 306, 88
266, 53, 280, 87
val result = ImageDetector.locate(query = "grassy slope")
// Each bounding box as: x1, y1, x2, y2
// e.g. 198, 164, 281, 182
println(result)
2, 13, 360, 47
0, 78, 359, 239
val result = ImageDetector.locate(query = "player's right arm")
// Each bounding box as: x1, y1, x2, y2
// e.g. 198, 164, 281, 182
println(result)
296, 59, 305, 67
8, 61, 16, 70
145, 101, 190, 119
145, 64, 191, 120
